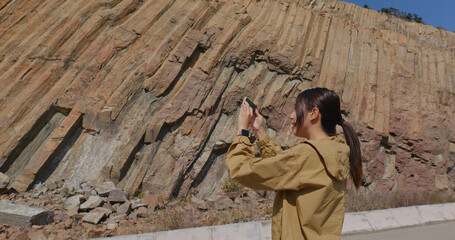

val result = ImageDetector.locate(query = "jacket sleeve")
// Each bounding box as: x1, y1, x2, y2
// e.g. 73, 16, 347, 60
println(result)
225, 136, 326, 191
256, 134, 283, 158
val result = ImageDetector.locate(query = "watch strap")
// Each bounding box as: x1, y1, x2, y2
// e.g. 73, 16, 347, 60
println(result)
237, 129, 250, 137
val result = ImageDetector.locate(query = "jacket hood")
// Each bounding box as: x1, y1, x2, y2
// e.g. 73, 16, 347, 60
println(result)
304, 136, 350, 181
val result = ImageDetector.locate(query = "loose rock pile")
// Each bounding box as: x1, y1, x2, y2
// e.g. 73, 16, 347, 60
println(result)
59, 181, 154, 227
0, 179, 274, 239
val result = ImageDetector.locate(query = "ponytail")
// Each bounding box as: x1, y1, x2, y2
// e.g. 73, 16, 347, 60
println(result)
339, 120, 362, 189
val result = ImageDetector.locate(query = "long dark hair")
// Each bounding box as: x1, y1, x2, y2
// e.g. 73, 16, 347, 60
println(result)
294, 88, 362, 189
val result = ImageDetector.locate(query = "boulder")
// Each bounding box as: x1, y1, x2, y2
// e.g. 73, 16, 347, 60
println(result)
131, 199, 147, 210
106, 213, 127, 224
108, 190, 128, 203
63, 219, 73, 229
46, 182, 57, 191
28, 230, 47, 240
102, 203, 115, 211
141, 195, 158, 209
106, 222, 118, 230
211, 196, 233, 210
0, 200, 54, 226
116, 202, 131, 215
82, 211, 105, 224
66, 208, 79, 218
92, 207, 112, 217
127, 211, 137, 221
191, 196, 209, 210
64, 194, 85, 210
80, 196, 103, 211
141, 195, 165, 210
94, 181, 117, 197
10, 232, 28, 240
135, 207, 148, 218
55, 212, 70, 223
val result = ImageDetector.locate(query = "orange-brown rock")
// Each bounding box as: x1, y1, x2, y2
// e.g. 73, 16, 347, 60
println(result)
0, 0, 454, 200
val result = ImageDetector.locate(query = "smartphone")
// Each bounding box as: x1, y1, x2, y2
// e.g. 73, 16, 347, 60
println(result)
243, 97, 267, 119
245, 97, 257, 111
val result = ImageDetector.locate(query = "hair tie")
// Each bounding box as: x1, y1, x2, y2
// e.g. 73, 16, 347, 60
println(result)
338, 118, 345, 126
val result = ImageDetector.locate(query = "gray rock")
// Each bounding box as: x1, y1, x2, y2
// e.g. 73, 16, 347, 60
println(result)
212, 196, 233, 210
131, 199, 147, 210
135, 207, 148, 218
108, 190, 128, 203
28, 230, 47, 240
47, 182, 57, 191
246, 190, 262, 202
106, 213, 127, 224
80, 182, 89, 189
102, 203, 115, 212
64, 194, 85, 210
0, 200, 54, 226
55, 212, 70, 222
80, 196, 103, 211
127, 211, 137, 220
191, 196, 209, 210
116, 202, 131, 215
32, 182, 45, 192
82, 211, 105, 224
92, 207, 112, 217
112, 203, 121, 211
82, 186, 93, 197
106, 222, 118, 230
0, 172, 10, 189
94, 181, 117, 197
55, 179, 64, 189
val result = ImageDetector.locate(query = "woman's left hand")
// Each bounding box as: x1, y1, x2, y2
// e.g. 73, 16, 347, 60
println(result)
238, 98, 253, 131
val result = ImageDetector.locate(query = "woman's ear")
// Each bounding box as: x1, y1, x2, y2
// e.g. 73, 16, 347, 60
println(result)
309, 107, 320, 121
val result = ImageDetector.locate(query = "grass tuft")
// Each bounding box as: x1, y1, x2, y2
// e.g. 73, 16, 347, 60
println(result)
222, 178, 244, 192
346, 189, 455, 212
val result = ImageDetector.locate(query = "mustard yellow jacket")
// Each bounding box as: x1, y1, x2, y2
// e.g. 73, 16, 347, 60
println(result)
226, 134, 350, 240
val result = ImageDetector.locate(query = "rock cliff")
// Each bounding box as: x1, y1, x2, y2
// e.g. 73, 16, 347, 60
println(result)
0, 0, 454, 198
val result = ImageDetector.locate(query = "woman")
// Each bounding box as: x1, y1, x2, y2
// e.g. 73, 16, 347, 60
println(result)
226, 88, 362, 240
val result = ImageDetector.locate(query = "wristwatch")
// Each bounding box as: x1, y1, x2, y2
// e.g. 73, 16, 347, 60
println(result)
237, 129, 250, 137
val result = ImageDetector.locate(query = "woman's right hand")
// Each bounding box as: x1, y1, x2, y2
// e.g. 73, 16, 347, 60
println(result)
251, 109, 267, 140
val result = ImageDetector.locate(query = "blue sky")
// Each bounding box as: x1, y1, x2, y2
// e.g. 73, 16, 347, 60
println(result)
341, 0, 454, 31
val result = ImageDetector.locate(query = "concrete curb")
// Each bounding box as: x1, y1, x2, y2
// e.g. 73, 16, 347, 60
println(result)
342, 202, 455, 234
95, 202, 455, 239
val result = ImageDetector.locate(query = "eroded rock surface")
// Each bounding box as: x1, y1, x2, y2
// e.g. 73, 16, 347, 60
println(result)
0, 0, 454, 199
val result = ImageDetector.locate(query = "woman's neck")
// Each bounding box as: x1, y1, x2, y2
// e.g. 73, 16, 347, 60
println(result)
305, 127, 329, 140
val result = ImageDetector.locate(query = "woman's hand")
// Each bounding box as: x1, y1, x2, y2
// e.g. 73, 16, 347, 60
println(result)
238, 98, 267, 140
250, 108, 264, 132
238, 98, 253, 131
251, 108, 267, 140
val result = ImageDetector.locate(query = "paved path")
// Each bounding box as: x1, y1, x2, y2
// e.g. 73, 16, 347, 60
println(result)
342, 221, 455, 240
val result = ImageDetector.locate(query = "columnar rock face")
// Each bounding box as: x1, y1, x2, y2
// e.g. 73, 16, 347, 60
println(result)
0, 0, 454, 198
